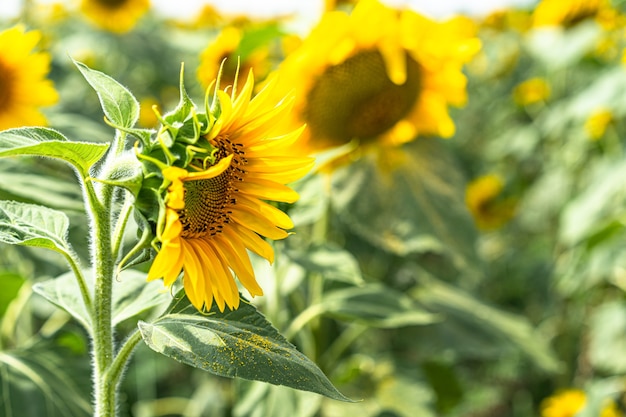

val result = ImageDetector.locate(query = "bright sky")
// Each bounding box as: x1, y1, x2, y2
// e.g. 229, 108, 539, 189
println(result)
0, 0, 536, 23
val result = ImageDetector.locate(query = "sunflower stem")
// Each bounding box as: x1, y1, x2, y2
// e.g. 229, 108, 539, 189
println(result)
111, 191, 134, 260
107, 329, 142, 389
63, 250, 93, 323
84, 176, 118, 417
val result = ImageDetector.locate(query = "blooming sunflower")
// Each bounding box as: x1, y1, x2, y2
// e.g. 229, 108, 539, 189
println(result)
145, 71, 313, 312
465, 174, 516, 231
271, 0, 480, 152
533, 0, 612, 28
0, 26, 58, 131
540, 389, 622, 417
585, 108, 613, 140
197, 26, 271, 91
513, 77, 551, 106
80, 0, 150, 33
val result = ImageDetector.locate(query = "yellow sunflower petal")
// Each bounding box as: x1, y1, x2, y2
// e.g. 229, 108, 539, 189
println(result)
229, 223, 275, 264
230, 207, 289, 240
236, 194, 294, 230
238, 178, 300, 203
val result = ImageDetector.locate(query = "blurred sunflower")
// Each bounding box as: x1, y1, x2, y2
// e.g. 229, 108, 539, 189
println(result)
146, 72, 313, 312
584, 108, 613, 140
533, 0, 612, 27
80, 0, 150, 33
197, 26, 272, 90
465, 174, 516, 231
271, 0, 481, 153
540, 389, 622, 417
513, 77, 551, 106
481, 8, 532, 33
0, 26, 58, 131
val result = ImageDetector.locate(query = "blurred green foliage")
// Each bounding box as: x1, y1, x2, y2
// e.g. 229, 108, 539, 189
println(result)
2, 0, 626, 416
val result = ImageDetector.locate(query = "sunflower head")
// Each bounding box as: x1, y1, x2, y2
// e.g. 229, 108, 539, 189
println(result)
0, 26, 58, 131
540, 389, 622, 417
272, 0, 481, 154
585, 107, 613, 140
197, 23, 283, 91
513, 77, 551, 106
135, 65, 313, 312
80, 0, 150, 33
532, 0, 612, 28
465, 174, 516, 231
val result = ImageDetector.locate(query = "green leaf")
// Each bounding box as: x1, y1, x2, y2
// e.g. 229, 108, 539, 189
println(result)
287, 243, 364, 285
138, 292, 352, 402
74, 60, 140, 129
0, 171, 83, 212
413, 275, 561, 372
111, 269, 171, 326
320, 285, 438, 328
33, 269, 170, 332
32, 272, 91, 332
0, 200, 72, 256
0, 341, 92, 417
0, 127, 109, 177
331, 141, 480, 276
0, 272, 26, 319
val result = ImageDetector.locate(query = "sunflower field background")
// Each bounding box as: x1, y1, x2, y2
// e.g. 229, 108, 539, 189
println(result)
2, 0, 626, 416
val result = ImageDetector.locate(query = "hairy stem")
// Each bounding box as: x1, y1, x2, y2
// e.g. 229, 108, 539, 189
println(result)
107, 329, 142, 389
85, 177, 117, 417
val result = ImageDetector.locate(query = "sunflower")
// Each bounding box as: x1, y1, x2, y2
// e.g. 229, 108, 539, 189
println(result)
533, 0, 612, 28
271, 0, 480, 152
0, 26, 58, 131
145, 71, 313, 312
540, 389, 622, 417
465, 174, 516, 231
513, 77, 551, 106
197, 26, 272, 91
584, 108, 613, 140
80, 0, 150, 33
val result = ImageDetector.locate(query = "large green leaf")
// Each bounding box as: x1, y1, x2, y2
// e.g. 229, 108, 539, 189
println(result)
111, 269, 171, 325
287, 243, 364, 285
287, 284, 437, 335
33, 269, 170, 333
0, 342, 92, 417
138, 292, 352, 402
320, 285, 438, 328
32, 271, 91, 333
74, 60, 140, 129
0, 200, 72, 256
0, 272, 26, 319
0, 127, 109, 178
331, 141, 480, 277
412, 275, 560, 373
0, 171, 83, 212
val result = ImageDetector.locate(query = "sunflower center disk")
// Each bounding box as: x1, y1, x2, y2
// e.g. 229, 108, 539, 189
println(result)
178, 168, 234, 239
0, 61, 13, 109
305, 50, 421, 145
98, 0, 128, 8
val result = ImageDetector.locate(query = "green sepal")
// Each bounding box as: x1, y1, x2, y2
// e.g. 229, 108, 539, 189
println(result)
91, 154, 144, 197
